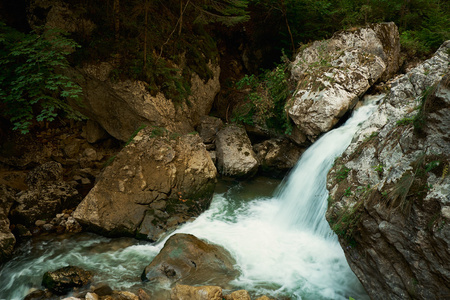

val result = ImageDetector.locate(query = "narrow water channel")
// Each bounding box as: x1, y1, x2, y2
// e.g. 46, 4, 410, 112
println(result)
0, 95, 383, 300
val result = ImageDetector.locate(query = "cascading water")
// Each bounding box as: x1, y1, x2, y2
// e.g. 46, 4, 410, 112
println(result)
0, 95, 382, 300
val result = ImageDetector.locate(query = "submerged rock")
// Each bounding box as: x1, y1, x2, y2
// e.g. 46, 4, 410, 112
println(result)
141, 234, 239, 287
216, 125, 259, 178
326, 41, 450, 300
42, 266, 92, 295
74, 131, 217, 241
288, 22, 400, 141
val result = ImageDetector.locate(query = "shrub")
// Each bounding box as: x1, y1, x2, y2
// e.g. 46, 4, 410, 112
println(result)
234, 59, 293, 134
0, 23, 85, 133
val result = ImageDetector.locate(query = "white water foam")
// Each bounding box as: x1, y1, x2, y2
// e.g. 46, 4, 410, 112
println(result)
0, 95, 382, 300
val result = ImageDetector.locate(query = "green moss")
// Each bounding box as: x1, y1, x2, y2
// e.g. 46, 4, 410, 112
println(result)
336, 166, 350, 182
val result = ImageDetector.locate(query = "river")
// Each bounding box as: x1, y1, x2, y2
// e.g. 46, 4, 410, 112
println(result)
0, 95, 383, 300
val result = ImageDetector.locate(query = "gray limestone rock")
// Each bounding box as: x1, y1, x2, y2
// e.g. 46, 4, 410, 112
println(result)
215, 125, 259, 178
326, 41, 450, 300
288, 22, 400, 141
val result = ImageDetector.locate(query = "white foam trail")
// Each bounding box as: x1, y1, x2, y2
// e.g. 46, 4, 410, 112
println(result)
0, 95, 382, 300
149, 95, 382, 299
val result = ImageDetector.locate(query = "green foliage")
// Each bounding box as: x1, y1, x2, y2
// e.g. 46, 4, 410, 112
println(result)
234, 60, 293, 134
344, 187, 352, 197
0, 23, 85, 133
336, 166, 350, 182
424, 160, 440, 173
149, 126, 169, 138
373, 164, 384, 173
396, 117, 414, 126
330, 202, 362, 247
195, 0, 250, 26
250, 0, 449, 58
124, 124, 148, 146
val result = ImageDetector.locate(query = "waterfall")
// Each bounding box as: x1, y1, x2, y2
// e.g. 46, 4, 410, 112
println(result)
274, 96, 381, 238
0, 95, 382, 300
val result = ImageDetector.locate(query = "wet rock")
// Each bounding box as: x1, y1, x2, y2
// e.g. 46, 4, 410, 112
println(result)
254, 138, 304, 177
42, 266, 93, 295
0, 184, 16, 263
74, 132, 216, 240
137, 288, 151, 300
326, 41, 450, 300
170, 284, 222, 300
85, 292, 99, 300
142, 234, 239, 287
111, 291, 139, 300
216, 125, 259, 178
23, 289, 52, 300
288, 22, 400, 141
224, 290, 251, 300
91, 283, 113, 296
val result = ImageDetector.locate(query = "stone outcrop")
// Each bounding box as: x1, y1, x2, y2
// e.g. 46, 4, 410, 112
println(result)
253, 138, 304, 177
171, 284, 223, 300
326, 41, 450, 300
197, 116, 224, 147
0, 184, 16, 263
73, 131, 217, 241
69, 61, 221, 142
141, 233, 239, 287
42, 266, 93, 295
216, 125, 259, 178
9, 162, 81, 227
288, 22, 400, 141
28, 0, 96, 36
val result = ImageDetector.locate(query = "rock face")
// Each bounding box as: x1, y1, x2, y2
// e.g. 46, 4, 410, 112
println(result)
141, 234, 239, 287
288, 22, 400, 141
0, 184, 16, 263
216, 125, 259, 178
73, 131, 217, 241
197, 116, 224, 145
253, 138, 304, 177
70, 61, 221, 142
9, 162, 81, 227
326, 41, 450, 300
171, 284, 223, 300
42, 266, 92, 295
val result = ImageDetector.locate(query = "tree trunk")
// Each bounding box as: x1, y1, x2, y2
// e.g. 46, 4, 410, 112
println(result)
144, 0, 148, 69
113, 0, 120, 41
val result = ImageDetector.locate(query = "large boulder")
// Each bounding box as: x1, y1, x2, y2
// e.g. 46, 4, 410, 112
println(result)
0, 184, 16, 263
326, 41, 450, 300
42, 266, 92, 295
9, 162, 81, 227
253, 138, 304, 177
170, 284, 223, 300
73, 131, 217, 241
215, 125, 259, 178
141, 234, 239, 287
288, 22, 400, 141
69, 61, 220, 142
